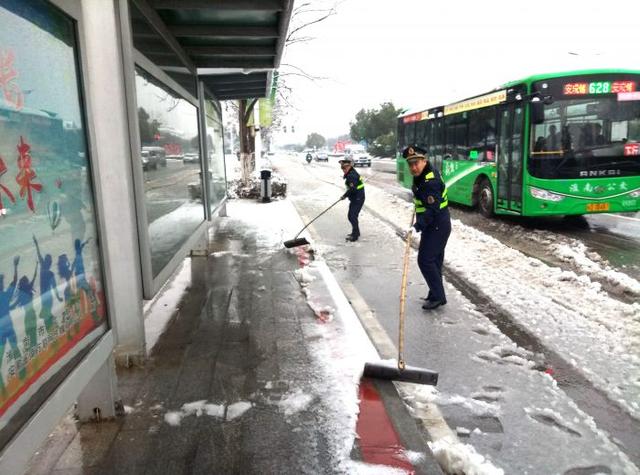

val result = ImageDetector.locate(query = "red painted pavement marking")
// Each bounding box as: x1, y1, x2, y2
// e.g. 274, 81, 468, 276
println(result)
356, 379, 415, 473
294, 245, 310, 267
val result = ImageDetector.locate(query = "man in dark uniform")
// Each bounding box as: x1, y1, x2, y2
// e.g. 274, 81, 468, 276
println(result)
339, 156, 365, 241
403, 145, 451, 310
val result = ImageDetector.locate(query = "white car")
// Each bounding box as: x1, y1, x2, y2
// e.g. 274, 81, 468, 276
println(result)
352, 153, 371, 167
314, 151, 328, 161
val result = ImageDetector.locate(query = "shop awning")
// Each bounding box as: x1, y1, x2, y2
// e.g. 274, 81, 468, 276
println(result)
129, 0, 292, 100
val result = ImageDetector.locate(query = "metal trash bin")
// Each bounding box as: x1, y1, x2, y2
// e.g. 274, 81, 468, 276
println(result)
260, 169, 272, 203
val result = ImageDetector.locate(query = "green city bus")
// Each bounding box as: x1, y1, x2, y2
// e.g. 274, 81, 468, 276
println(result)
396, 69, 640, 217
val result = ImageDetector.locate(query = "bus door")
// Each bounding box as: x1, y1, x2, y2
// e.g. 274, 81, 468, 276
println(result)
496, 104, 523, 212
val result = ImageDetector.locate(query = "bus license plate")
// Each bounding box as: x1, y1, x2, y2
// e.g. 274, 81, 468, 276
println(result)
586, 203, 609, 212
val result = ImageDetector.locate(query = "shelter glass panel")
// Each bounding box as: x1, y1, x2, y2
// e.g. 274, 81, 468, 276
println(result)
204, 99, 227, 212
134, 67, 205, 277
0, 0, 108, 448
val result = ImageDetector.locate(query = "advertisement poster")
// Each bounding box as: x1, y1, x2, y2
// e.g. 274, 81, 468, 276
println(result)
0, 1, 107, 437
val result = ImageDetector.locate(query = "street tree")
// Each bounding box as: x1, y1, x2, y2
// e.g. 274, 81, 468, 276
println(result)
306, 132, 326, 149
349, 102, 402, 157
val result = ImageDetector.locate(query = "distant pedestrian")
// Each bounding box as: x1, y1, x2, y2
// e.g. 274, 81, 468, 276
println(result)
402, 145, 451, 310
339, 156, 365, 242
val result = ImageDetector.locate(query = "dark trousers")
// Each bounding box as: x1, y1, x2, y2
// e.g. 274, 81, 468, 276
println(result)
417, 218, 451, 302
347, 198, 364, 237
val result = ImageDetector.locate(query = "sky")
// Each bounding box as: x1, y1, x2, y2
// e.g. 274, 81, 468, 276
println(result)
276, 0, 640, 142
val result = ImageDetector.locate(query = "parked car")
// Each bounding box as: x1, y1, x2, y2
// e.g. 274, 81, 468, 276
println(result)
314, 151, 328, 161
352, 153, 371, 167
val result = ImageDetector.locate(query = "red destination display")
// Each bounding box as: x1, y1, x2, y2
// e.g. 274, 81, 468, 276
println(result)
563, 80, 636, 96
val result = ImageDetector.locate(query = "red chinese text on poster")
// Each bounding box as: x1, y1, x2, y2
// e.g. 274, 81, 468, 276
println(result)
0, 49, 24, 110
15, 136, 42, 212
0, 156, 16, 211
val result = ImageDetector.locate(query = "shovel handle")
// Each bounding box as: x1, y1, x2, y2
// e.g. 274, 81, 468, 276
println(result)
398, 212, 415, 370
293, 196, 344, 239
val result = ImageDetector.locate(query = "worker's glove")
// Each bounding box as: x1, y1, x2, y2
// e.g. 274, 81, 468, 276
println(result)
399, 226, 416, 239
340, 193, 348, 200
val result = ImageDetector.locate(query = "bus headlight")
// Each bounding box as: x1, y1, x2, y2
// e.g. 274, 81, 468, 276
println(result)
629, 189, 640, 198
530, 187, 565, 202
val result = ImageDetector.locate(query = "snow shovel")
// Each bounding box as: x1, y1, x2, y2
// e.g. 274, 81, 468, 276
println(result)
363, 213, 439, 385
283, 196, 344, 248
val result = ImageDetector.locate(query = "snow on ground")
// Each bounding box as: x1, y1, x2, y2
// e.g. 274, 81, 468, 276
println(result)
492, 220, 640, 298
357, 177, 640, 421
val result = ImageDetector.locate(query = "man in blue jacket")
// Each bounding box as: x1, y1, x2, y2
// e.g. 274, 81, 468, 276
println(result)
403, 145, 451, 310
339, 156, 365, 242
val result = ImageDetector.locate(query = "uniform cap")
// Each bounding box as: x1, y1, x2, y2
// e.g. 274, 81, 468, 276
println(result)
402, 145, 427, 161
339, 156, 354, 164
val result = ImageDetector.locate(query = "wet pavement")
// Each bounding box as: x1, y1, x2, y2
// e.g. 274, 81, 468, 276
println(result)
24, 198, 441, 475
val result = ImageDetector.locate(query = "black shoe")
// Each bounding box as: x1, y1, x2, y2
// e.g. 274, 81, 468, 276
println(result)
346, 235, 359, 242
422, 300, 446, 310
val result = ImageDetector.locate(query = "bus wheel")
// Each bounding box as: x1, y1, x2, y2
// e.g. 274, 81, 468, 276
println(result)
478, 179, 495, 218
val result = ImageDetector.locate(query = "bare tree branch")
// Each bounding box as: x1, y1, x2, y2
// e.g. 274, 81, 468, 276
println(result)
279, 64, 328, 82
286, 8, 336, 44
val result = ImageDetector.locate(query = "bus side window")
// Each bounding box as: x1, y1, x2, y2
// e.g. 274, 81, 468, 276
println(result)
397, 120, 405, 150
468, 108, 495, 161
405, 122, 416, 149
433, 118, 444, 170
415, 119, 428, 151
425, 120, 433, 157
485, 109, 497, 161
445, 114, 467, 160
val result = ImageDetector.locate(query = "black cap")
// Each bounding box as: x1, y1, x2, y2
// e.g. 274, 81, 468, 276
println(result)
402, 145, 427, 161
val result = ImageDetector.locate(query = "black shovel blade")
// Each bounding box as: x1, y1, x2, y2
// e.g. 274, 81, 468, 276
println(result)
363, 361, 438, 386
283, 237, 310, 248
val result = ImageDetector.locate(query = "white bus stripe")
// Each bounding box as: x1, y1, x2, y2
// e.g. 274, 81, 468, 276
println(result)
444, 163, 491, 188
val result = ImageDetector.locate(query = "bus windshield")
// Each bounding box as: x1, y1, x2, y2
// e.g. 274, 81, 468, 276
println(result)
529, 96, 640, 179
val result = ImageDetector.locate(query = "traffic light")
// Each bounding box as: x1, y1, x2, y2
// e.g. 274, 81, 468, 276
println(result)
283, 126, 287, 133
291, 125, 295, 133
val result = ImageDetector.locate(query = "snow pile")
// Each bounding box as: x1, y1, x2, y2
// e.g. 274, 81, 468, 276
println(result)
226, 401, 252, 420
277, 389, 314, 417
343, 461, 411, 474
163, 399, 251, 426
493, 221, 640, 298
293, 267, 316, 285
428, 436, 504, 475
550, 241, 640, 297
